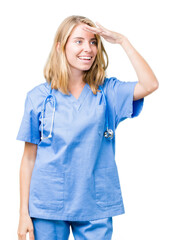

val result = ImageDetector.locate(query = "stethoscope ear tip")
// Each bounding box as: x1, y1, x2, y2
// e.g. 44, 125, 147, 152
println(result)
40, 134, 52, 140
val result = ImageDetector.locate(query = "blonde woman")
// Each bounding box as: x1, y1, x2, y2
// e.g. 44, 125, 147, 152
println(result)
17, 15, 158, 240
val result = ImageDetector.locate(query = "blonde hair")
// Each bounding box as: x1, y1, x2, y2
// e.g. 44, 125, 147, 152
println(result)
44, 15, 109, 95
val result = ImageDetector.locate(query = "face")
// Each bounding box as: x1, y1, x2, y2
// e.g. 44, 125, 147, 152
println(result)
64, 24, 98, 74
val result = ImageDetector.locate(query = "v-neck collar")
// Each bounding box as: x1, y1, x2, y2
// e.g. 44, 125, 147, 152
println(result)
68, 83, 91, 110
46, 82, 91, 111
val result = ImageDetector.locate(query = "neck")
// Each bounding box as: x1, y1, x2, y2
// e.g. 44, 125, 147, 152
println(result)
68, 69, 85, 88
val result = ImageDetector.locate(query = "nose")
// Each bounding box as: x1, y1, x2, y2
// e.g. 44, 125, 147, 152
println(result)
83, 41, 92, 52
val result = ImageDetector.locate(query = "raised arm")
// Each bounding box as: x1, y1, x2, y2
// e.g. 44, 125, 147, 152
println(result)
82, 22, 159, 100
120, 37, 159, 100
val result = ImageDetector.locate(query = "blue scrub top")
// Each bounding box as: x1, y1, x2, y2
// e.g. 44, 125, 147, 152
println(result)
16, 77, 144, 221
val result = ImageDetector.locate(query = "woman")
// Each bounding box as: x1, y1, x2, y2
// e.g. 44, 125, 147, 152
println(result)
17, 15, 158, 240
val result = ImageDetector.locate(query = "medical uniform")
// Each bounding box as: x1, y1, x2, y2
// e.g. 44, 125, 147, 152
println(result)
16, 77, 144, 223
31, 217, 113, 240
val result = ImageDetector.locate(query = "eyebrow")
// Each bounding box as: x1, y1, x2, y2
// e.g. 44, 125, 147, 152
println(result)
73, 37, 97, 40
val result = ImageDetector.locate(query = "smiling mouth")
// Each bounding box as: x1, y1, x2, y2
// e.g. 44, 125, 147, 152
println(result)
77, 56, 93, 61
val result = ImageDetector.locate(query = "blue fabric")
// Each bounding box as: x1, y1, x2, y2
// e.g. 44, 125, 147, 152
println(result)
16, 93, 40, 144
31, 217, 113, 240
16, 77, 144, 221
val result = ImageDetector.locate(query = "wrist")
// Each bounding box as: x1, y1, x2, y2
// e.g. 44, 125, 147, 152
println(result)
19, 207, 29, 216
120, 36, 129, 47
19, 212, 29, 217
115, 34, 127, 45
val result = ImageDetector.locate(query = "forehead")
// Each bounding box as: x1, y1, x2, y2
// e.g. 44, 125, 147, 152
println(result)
69, 24, 96, 39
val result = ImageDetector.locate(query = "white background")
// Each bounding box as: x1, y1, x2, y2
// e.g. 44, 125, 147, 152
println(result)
0, 0, 174, 239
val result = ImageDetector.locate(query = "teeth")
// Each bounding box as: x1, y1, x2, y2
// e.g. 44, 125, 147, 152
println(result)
78, 57, 92, 60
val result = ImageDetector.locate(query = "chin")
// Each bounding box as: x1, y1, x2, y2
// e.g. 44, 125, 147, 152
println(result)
82, 65, 93, 71
83, 68, 91, 72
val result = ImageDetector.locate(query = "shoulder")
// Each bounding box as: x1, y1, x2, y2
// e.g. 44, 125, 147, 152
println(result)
101, 77, 136, 92
27, 81, 50, 101
25, 81, 50, 111
100, 76, 121, 91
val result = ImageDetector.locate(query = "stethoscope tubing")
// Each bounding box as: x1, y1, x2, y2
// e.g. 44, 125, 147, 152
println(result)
41, 84, 113, 140
41, 90, 56, 140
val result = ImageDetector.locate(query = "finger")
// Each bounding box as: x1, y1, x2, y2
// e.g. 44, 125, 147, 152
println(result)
29, 229, 35, 240
83, 25, 98, 31
82, 25, 98, 33
17, 233, 26, 240
83, 26, 103, 34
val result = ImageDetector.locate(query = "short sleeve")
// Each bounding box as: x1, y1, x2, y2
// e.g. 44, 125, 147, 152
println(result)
16, 93, 40, 144
106, 77, 144, 126
115, 79, 144, 125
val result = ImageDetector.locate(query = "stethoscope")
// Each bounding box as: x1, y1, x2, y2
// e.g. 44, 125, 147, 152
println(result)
41, 84, 114, 141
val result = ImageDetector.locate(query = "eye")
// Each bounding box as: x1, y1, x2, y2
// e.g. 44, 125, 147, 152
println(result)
76, 40, 82, 44
91, 41, 97, 45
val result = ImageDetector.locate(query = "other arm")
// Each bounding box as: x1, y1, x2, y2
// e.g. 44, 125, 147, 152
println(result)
17, 142, 37, 240
19, 142, 37, 215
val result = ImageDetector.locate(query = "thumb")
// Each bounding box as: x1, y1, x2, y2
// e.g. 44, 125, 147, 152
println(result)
29, 229, 35, 240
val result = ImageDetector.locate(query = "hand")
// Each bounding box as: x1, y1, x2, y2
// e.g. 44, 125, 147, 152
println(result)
82, 22, 126, 44
17, 213, 35, 240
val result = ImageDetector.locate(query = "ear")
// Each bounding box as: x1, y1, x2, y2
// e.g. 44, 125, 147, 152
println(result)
56, 42, 60, 52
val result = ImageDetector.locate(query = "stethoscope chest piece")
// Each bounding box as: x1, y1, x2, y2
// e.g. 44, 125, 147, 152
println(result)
104, 128, 114, 140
